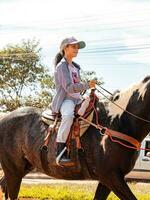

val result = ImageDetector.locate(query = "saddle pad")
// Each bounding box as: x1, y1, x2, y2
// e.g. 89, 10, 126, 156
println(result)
41, 111, 94, 137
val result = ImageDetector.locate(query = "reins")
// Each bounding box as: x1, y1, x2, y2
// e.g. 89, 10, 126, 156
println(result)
96, 85, 150, 124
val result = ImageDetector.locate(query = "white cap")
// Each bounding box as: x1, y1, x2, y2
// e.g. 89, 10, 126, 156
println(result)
60, 36, 86, 52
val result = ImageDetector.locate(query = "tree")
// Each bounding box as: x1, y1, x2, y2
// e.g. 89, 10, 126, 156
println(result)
80, 70, 103, 85
0, 39, 54, 111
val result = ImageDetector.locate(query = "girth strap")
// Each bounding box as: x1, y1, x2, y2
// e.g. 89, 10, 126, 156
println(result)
40, 115, 59, 174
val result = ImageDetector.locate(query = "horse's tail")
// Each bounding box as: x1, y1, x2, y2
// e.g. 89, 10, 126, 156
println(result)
0, 176, 8, 198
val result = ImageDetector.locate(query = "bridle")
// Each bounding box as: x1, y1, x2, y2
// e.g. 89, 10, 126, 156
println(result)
96, 85, 150, 124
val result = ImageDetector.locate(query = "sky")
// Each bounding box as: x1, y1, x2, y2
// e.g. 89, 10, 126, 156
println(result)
0, 0, 150, 92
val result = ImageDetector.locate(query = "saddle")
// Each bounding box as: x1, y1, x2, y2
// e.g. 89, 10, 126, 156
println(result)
41, 104, 94, 138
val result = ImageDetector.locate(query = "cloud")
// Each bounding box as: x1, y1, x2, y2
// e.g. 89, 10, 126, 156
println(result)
1, 0, 150, 25
119, 33, 150, 64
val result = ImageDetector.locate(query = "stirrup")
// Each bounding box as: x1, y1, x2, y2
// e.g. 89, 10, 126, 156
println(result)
56, 147, 74, 167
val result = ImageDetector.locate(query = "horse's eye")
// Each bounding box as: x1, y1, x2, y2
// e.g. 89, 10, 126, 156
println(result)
113, 95, 120, 102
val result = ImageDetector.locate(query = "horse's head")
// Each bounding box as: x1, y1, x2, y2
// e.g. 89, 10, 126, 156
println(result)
107, 76, 150, 141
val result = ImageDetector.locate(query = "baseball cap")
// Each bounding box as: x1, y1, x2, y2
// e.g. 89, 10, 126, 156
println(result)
60, 37, 86, 52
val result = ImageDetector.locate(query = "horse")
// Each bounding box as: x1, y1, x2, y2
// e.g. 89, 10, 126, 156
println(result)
0, 76, 150, 200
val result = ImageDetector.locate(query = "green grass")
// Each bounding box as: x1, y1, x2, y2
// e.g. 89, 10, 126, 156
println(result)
20, 185, 92, 200
18, 182, 150, 200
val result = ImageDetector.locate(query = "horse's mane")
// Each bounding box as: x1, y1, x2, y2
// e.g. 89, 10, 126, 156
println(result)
108, 76, 150, 119
0, 112, 8, 120
112, 76, 150, 102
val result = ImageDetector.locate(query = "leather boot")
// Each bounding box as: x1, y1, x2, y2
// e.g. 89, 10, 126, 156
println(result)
56, 143, 72, 166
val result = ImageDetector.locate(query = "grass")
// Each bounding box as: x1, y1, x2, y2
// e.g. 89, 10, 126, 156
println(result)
18, 182, 150, 200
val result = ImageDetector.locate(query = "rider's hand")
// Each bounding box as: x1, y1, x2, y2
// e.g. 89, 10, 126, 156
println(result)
89, 80, 96, 88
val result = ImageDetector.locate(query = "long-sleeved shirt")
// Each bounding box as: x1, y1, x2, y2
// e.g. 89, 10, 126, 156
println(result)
51, 58, 90, 113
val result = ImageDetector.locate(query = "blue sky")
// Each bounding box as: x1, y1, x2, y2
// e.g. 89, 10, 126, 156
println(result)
0, 0, 150, 92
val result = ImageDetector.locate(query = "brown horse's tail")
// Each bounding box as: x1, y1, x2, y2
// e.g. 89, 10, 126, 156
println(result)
0, 176, 8, 198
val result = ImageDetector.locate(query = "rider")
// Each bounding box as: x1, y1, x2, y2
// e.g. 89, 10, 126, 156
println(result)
51, 36, 96, 165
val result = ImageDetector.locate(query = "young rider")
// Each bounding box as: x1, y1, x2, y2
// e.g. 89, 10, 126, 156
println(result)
51, 37, 96, 165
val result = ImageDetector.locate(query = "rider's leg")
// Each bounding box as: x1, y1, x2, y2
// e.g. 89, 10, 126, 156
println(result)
56, 99, 75, 164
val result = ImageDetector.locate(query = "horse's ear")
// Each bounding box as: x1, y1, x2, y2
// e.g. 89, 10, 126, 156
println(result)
96, 101, 109, 126
143, 76, 150, 83
96, 101, 107, 114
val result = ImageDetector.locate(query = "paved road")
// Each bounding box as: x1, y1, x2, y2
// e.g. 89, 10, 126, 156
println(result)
1, 170, 150, 184
22, 170, 150, 184
126, 170, 150, 182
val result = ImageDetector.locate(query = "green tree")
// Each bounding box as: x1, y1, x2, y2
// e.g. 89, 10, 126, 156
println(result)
23, 72, 55, 109
0, 39, 54, 111
80, 70, 103, 85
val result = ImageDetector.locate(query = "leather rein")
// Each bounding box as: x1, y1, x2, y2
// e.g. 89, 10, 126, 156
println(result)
79, 116, 141, 150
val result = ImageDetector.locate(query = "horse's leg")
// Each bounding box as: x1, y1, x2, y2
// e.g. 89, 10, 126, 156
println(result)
4, 184, 8, 200
0, 175, 20, 200
93, 182, 111, 200
3, 172, 22, 200
1, 156, 32, 200
109, 173, 137, 200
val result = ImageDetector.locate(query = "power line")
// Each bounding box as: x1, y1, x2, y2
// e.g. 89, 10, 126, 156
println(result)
81, 46, 150, 54
87, 43, 150, 49
1, 43, 150, 58
24, 9, 150, 26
